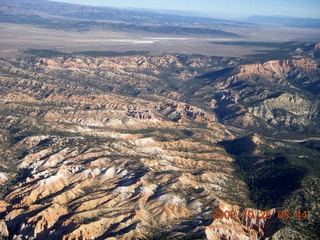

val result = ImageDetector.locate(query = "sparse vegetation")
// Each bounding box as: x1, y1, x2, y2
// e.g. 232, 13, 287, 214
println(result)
75, 50, 150, 57
221, 137, 309, 209
23, 49, 69, 58
78, 216, 101, 225
0, 11, 319, 238
141, 222, 173, 240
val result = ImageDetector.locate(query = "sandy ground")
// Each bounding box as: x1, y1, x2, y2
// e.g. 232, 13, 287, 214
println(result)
1, 23, 320, 57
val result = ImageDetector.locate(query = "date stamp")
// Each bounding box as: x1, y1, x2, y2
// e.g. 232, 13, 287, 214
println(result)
213, 209, 308, 220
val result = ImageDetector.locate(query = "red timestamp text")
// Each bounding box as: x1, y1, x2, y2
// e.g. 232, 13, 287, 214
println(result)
213, 210, 308, 220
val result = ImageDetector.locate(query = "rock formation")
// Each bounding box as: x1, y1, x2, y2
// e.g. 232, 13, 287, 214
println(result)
0, 45, 319, 239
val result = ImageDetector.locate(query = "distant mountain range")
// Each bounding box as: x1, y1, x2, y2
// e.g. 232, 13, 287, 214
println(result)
2, 0, 319, 29
244, 15, 320, 28
127, 8, 212, 18
0, 0, 320, 239
0, 0, 243, 37
0, 0, 234, 25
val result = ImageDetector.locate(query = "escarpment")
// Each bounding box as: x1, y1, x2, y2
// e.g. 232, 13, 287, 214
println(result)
0, 46, 319, 239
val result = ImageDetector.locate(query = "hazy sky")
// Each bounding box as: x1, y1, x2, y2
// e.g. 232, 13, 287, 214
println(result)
51, 0, 320, 19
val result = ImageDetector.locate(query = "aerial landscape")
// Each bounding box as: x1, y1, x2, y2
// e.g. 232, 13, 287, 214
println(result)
0, 0, 319, 239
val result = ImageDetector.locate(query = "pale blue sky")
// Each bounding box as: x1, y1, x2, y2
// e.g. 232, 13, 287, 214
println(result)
51, 0, 320, 19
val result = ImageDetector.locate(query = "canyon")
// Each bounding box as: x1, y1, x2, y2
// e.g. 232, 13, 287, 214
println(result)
0, 43, 319, 239
0, 0, 319, 239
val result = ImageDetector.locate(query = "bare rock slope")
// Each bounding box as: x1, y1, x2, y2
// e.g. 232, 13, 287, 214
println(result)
0, 48, 319, 239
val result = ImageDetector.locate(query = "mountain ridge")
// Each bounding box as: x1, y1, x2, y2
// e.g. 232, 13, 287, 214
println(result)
0, 1, 319, 239
0, 45, 319, 239
244, 15, 320, 28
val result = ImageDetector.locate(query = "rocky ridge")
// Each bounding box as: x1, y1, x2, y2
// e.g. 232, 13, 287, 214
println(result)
0, 46, 319, 239
0, 54, 255, 239
198, 57, 320, 132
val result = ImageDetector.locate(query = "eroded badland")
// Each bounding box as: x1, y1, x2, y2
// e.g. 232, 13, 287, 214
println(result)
0, 0, 320, 239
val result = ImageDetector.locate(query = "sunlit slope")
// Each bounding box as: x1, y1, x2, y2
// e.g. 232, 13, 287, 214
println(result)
0, 45, 319, 239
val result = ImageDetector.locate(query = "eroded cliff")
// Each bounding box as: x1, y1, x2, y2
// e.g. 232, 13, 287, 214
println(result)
0, 47, 319, 239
